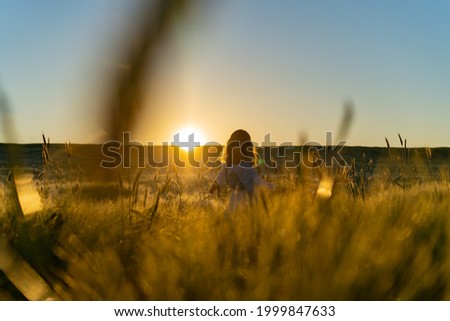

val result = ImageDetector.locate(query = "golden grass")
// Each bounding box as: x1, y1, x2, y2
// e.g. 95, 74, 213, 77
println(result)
2, 160, 449, 300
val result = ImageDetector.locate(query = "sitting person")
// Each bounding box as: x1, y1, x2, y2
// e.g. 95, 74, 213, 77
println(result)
210, 129, 273, 211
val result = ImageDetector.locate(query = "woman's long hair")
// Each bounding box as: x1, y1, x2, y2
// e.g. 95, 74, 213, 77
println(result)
224, 129, 257, 167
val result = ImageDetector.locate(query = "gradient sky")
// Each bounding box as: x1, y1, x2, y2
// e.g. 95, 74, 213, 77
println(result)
0, 0, 449, 147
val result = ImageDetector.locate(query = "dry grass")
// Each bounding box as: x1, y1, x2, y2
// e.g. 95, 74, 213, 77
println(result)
1, 154, 449, 300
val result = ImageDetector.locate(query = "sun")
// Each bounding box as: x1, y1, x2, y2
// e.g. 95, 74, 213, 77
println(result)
171, 126, 206, 151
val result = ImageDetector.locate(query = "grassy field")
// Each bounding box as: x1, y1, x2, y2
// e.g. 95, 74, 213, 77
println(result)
0, 144, 449, 300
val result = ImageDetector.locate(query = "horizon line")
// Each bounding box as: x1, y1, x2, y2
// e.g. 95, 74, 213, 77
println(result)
1, 142, 449, 149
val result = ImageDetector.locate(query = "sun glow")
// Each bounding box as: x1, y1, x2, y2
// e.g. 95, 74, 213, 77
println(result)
171, 126, 207, 151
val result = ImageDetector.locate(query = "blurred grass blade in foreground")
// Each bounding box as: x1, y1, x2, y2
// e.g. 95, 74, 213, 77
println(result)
13, 171, 43, 217
317, 175, 334, 199
336, 99, 355, 142
103, 0, 190, 140
317, 101, 355, 199
0, 236, 59, 301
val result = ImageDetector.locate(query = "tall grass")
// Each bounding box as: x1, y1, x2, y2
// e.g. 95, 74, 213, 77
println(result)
127, 179, 450, 300
2, 157, 449, 300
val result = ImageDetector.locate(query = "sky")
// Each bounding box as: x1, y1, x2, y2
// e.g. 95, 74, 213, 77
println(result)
0, 0, 449, 147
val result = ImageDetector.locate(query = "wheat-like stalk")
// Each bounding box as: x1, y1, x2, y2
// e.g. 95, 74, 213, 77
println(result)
398, 133, 403, 147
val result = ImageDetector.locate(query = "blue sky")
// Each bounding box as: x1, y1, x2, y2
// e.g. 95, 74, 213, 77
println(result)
0, 0, 449, 146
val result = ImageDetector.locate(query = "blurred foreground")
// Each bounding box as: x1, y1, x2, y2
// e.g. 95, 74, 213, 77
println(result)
0, 143, 449, 300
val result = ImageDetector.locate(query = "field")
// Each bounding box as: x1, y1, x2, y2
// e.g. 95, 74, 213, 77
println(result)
0, 143, 449, 300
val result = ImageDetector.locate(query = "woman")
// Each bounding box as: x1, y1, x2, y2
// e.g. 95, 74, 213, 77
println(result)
210, 129, 273, 211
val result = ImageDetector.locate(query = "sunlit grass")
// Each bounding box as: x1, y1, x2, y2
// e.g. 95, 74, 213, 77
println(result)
1, 153, 450, 300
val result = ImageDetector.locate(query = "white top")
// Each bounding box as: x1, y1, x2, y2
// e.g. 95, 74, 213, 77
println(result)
215, 161, 273, 211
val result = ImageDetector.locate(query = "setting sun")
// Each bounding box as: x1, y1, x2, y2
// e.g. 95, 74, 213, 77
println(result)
171, 126, 207, 151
